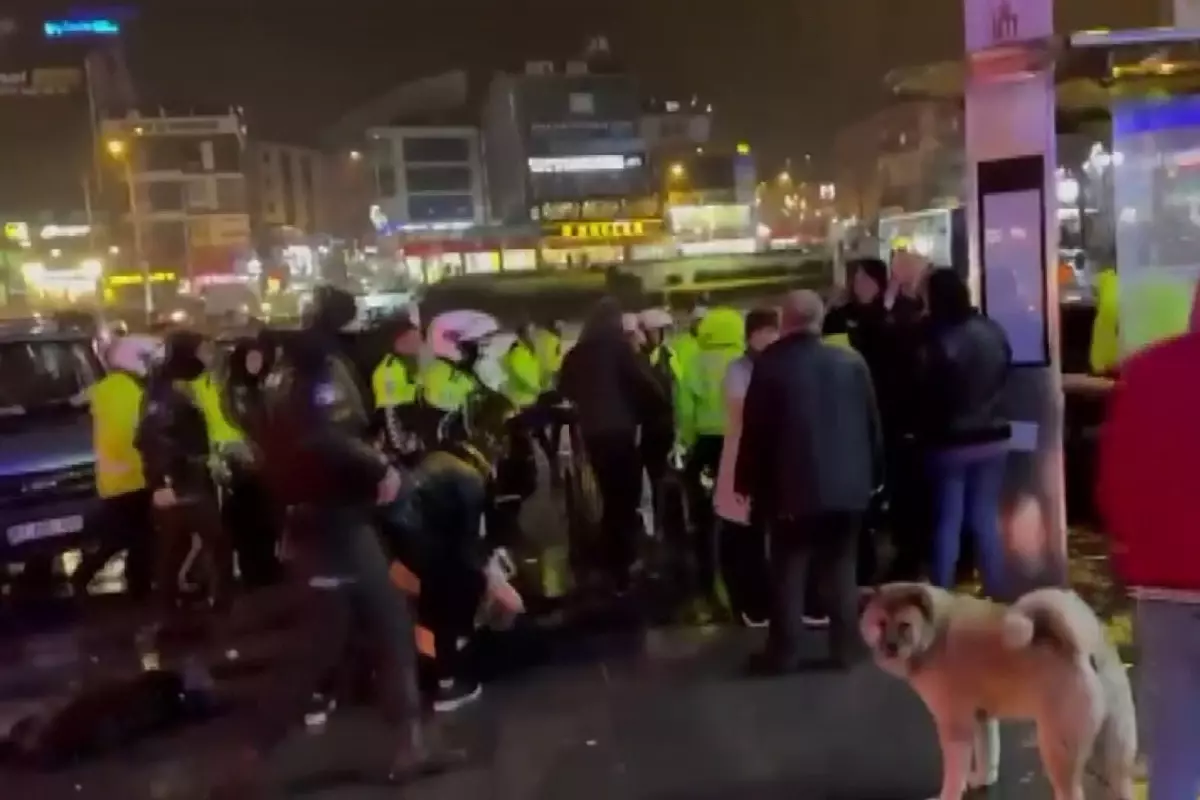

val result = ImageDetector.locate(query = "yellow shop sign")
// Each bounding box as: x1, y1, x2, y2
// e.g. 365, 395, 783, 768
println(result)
556, 219, 658, 239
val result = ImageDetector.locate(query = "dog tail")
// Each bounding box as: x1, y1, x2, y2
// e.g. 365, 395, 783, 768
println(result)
1011, 589, 1102, 659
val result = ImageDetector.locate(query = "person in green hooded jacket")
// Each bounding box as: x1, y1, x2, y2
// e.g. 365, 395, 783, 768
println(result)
676, 306, 745, 616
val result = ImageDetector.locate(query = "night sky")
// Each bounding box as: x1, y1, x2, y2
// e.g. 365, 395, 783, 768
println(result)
14, 0, 1167, 171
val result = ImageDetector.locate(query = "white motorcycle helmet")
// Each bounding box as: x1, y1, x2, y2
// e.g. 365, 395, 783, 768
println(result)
104, 334, 161, 377
638, 307, 674, 331
428, 309, 501, 361
428, 309, 507, 391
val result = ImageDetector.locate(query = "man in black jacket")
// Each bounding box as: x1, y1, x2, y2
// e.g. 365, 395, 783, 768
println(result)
735, 290, 883, 673
559, 297, 670, 591
214, 285, 460, 797
137, 330, 233, 617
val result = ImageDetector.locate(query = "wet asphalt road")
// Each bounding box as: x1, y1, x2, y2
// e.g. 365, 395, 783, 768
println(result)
0, 525, 1132, 800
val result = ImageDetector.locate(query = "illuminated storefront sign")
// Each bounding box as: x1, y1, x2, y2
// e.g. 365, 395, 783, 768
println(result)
106, 272, 177, 286
39, 224, 90, 239
43, 18, 121, 39
528, 154, 643, 174
553, 219, 661, 239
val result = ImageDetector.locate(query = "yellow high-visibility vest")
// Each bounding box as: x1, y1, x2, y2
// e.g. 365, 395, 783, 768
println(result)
372, 356, 418, 408
89, 372, 146, 498
190, 373, 243, 445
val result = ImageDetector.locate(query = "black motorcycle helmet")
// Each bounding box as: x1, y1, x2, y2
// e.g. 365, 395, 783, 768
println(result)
308, 284, 358, 333
160, 329, 207, 382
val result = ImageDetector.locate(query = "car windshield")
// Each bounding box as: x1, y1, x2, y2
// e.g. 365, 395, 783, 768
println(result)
0, 339, 100, 414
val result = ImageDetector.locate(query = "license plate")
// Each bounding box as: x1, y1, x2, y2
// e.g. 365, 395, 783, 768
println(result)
6, 515, 84, 546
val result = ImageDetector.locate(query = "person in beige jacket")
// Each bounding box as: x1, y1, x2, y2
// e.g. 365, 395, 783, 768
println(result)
712, 308, 780, 627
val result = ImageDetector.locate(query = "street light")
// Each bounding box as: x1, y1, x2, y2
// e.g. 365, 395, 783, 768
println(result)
349, 150, 363, 161
106, 138, 151, 318
669, 162, 686, 180
778, 170, 792, 185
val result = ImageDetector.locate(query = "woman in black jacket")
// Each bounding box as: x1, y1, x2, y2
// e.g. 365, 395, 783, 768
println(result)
221, 332, 282, 587
920, 268, 1013, 598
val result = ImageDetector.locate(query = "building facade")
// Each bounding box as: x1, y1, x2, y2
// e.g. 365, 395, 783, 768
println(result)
482, 61, 662, 266
247, 141, 327, 234
100, 109, 251, 282
832, 99, 964, 221
0, 12, 135, 221
365, 125, 486, 231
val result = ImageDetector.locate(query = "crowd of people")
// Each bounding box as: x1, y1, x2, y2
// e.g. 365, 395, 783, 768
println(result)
34, 239, 1200, 798
61, 253, 1033, 795
558, 252, 1017, 673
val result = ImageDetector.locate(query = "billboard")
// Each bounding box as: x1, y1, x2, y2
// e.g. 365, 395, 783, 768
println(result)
43, 18, 121, 39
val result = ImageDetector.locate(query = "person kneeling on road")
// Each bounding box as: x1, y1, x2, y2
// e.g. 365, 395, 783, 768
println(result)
377, 414, 525, 714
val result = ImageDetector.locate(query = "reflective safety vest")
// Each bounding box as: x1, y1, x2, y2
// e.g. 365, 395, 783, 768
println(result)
190, 372, 244, 445
823, 332, 853, 351
421, 358, 478, 412
372, 355, 418, 408
1090, 268, 1120, 375
502, 340, 542, 408
534, 329, 563, 390
669, 331, 699, 374
677, 347, 740, 447
89, 371, 147, 498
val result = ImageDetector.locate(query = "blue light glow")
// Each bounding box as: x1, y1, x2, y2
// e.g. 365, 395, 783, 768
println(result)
43, 18, 121, 39
1113, 94, 1200, 137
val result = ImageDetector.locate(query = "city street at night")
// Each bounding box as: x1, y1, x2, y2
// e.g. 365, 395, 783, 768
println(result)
0, 527, 1130, 800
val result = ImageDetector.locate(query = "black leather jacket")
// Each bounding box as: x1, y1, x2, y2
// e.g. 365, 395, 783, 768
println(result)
258, 328, 387, 506
135, 377, 212, 495
919, 313, 1013, 448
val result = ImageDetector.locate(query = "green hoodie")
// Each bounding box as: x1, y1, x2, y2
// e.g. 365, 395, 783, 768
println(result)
676, 307, 745, 448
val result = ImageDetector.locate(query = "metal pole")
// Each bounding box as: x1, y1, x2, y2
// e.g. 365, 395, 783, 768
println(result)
81, 172, 95, 249
124, 158, 150, 320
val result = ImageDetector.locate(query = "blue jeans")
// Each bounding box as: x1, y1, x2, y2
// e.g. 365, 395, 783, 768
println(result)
1138, 599, 1200, 800
930, 449, 1007, 597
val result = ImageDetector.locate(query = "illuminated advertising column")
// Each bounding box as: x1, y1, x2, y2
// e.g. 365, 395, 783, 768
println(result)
964, 0, 1066, 590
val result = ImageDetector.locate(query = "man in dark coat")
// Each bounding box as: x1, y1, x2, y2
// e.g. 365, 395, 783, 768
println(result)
735, 290, 883, 673
558, 297, 670, 590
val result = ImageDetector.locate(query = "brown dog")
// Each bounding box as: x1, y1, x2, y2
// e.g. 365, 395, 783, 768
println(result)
860, 583, 1136, 800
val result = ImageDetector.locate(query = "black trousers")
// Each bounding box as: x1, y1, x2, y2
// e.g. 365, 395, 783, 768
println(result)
717, 518, 770, 621
640, 425, 673, 526
766, 512, 861, 662
418, 559, 486, 684
884, 435, 932, 582
583, 431, 643, 584
152, 491, 233, 616
71, 489, 154, 599
222, 470, 281, 589
684, 435, 724, 597
248, 505, 421, 753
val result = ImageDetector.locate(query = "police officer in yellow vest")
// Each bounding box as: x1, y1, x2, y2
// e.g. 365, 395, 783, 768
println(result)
372, 316, 425, 457
669, 306, 704, 375
501, 320, 543, 410
422, 315, 496, 440
533, 319, 564, 392
676, 307, 745, 617
189, 337, 244, 449
71, 335, 159, 599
